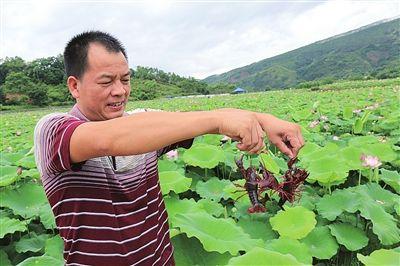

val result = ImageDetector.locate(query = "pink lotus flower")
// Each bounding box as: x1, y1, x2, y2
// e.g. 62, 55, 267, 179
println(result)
360, 154, 382, 168
353, 109, 362, 114
309, 120, 320, 128
166, 150, 178, 160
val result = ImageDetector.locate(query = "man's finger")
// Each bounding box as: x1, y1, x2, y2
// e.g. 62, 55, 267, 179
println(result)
275, 140, 294, 158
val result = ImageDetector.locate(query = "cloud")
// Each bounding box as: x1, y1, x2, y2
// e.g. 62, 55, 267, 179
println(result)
2, 0, 399, 79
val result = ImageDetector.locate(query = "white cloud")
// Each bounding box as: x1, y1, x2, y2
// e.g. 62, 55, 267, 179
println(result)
1, 0, 399, 79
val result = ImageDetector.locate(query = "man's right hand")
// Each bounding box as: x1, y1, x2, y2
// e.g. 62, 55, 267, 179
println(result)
214, 108, 304, 157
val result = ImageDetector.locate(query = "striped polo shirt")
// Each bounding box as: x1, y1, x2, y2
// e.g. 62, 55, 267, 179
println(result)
34, 104, 192, 266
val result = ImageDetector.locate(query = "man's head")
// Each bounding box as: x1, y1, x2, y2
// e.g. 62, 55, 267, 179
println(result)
64, 31, 131, 121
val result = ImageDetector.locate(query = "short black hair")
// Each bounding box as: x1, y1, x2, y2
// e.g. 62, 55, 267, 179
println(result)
64, 31, 128, 78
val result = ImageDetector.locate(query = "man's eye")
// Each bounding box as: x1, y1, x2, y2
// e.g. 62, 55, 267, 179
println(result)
122, 79, 130, 84
100, 81, 112, 85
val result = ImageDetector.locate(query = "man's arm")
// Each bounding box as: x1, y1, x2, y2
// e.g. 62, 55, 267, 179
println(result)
70, 109, 303, 163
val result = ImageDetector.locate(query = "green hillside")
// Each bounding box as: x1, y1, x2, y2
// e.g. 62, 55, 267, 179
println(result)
204, 18, 400, 91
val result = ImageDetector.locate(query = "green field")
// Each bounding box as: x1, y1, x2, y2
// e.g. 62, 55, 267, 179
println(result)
1, 78, 399, 265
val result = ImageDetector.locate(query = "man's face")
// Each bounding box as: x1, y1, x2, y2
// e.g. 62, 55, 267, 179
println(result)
74, 43, 131, 121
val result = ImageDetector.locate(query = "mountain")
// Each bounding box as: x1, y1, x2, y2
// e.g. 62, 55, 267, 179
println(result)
203, 18, 400, 90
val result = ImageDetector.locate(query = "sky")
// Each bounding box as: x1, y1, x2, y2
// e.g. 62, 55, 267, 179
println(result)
1, 0, 399, 79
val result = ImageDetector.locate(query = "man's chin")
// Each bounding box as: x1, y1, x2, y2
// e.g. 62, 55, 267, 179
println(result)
104, 110, 125, 120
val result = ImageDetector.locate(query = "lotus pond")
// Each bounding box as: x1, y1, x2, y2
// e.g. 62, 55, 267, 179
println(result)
1, 78, 399, 265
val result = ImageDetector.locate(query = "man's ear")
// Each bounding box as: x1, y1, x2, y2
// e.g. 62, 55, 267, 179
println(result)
67, 76, 80, 99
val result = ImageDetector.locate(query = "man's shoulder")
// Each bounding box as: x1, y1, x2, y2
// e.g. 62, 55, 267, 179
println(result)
34, 112, 83, 138
37, 112, 78, 124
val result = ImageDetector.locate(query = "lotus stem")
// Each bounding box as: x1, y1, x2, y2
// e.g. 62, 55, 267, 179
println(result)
374, 167, 379, 182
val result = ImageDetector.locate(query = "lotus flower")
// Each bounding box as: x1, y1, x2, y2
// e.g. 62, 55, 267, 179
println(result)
221, 135, 231, 142
360, 154, 382, 168
365, 103, 379, 110
309, 120, 320, 128
332, 136, 340, 141
166, 149, 178, 160
320, 115, 328, 122
353, 109, 362, 114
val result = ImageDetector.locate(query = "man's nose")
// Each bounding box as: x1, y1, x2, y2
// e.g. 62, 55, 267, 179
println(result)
110, 81, 127, 96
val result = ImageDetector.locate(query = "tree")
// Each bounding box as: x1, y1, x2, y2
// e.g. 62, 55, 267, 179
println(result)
2, 72, 35, 94
25, 54, 65, 85
47, 84, 74, 105
0, 56, 26, 85
27, 83, 48, 106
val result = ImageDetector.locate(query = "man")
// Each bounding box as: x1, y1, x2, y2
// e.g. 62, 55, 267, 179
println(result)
34, 31, 304, 265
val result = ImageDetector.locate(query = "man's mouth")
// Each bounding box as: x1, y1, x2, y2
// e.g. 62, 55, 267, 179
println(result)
108, 101, 124, 107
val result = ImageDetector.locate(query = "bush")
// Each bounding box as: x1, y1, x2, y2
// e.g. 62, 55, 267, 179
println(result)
47, 84, 73, 105
27, 83, 48, 106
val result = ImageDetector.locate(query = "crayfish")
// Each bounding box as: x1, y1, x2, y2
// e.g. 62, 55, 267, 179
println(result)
234, 154, 309, 213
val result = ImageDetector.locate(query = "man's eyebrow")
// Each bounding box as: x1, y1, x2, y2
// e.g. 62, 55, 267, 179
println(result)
122, 72, 130, 77
97, 74, 115, 80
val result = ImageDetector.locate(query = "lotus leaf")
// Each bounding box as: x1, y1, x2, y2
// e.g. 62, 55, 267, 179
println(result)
223, 179, 246, 202
291, 188, 320, 211
16, 156, 36, 169
298, 143, 320, 160
301, 226, 339, 259
300, 142, 340, 163
270, 206, 316, 239
343, 106, 353, 120
171, 234, 232, 266
338, 146, 364, 169
20, 168, 40, 179
353, 118, 364, 134
266, 237, 312, 265
0, 217, 27, 238
316, 188, 359, 220
228, 247, 303, 265
306, 156, 349, 186
164, 197, 207, 226
357, 183, 399, 213
183, 144, 225, 169
0, 182, 48, 218
0, 165, 19, 186
259, 153, 281, 174
237, 217, 278, 242
292, 108, 312, 122
357, 197, 400, 245
174, 213, 263, 255
15, 232, 51, 253
222, 149, 239, 171
361, 143, 397, 162
357, 249, 400, 266
0, 250, 11, 266
44, 235, 64, 261
159, 171, 191, 195
16, 255, 63, 266
198, 134, 224, 146
379, 169, 400, 193
195, 177, 232, 201
349, 135, 379, 147
157, 159, 179, 172
328, 223, 368, 251
0, 152, 25, 165
38, 203, 56, 229
197, 198, 225, 217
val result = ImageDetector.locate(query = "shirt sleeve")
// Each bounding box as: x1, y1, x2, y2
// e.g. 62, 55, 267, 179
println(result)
157, 138, 194, 158
34, 114, 85, 175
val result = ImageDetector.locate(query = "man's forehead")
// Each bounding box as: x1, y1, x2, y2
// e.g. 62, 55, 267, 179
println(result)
87, 43, 128, 69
